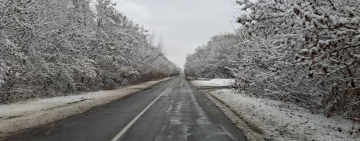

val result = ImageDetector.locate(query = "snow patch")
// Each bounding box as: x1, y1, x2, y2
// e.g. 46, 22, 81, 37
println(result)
191, 79, 235, 87
209, 89, 360, 141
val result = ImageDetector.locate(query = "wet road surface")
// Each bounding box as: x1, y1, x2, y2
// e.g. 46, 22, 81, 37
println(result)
8, 76, 247, 141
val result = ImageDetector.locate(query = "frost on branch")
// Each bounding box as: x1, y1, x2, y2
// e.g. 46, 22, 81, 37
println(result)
232, 0, 360, 118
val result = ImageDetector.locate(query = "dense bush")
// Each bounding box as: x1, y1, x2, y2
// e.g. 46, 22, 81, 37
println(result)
0, 0, 180, 103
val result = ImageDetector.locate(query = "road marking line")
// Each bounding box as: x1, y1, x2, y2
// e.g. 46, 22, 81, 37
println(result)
111, 81, 175, 141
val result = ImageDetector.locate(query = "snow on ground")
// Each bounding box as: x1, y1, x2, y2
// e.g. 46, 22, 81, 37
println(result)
208, 89, 360, 141
190, 79, 360, 141
0, 77, 172, 140
191, 78, 234, 87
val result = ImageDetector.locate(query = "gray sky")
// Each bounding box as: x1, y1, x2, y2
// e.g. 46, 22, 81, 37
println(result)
115, 0, 240, 69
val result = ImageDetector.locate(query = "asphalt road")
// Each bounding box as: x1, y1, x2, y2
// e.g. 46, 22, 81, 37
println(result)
8, 76, 247, 141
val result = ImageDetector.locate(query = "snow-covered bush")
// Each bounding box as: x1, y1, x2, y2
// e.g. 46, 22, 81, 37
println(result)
233, 0, 360, 118
0, 62, 8, 88
0, 0, 179, 103
230, 28, 320, 109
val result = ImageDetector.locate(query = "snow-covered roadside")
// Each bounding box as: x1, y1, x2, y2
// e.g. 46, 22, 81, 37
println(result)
210, 90, 359, 141
0, 77, 172, 140
191, 79, 234, 87
191, 79, 360, 141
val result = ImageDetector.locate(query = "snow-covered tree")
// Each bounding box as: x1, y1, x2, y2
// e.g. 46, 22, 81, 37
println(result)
184, 0, 359, 118
184, 33, 239, 78
0, 0, 179, 103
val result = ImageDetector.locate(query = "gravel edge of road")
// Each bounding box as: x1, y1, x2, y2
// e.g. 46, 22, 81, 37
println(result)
0, 77, 174, 140
200, 89, 270, 141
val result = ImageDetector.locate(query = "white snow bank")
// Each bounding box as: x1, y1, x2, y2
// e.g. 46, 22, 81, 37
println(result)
0, 77, 172, 140
209, 89, 360, 141
191, 79, 234, 87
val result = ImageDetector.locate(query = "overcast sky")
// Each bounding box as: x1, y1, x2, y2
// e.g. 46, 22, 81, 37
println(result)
115, 0, 240, 69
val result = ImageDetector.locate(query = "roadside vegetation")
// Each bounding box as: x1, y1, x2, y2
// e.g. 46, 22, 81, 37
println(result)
185, 0, 360, 119
0, 0, 180, 103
